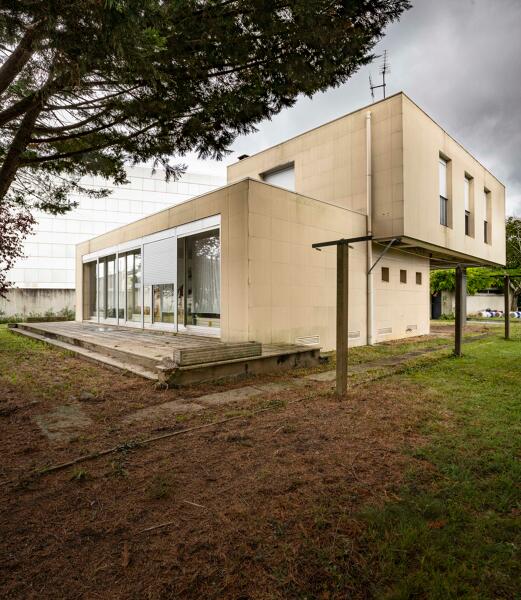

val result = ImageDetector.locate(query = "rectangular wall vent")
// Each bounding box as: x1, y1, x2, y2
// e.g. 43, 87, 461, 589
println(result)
295, 335, 320, 346
348, 331, 361, 339
377, 327, 392, 335
406, 324, 418, 332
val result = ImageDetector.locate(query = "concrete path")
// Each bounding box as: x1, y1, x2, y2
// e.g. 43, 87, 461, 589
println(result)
35, 334, 487, 437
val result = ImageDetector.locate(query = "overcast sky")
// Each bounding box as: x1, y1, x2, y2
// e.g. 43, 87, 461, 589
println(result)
184, 0, 521, 216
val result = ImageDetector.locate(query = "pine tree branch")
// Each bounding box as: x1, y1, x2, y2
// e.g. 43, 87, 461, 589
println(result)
30, 117, 124, 143
22, 122, 158, 164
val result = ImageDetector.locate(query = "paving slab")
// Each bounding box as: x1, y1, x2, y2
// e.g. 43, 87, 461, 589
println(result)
250, 382, 290, 394
122, 400, 204, 424
195, 386, 263, 407
34, 404, 92, 442
305, 371, 337, 382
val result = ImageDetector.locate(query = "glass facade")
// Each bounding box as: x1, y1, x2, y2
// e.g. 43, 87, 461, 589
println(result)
82, 222, 220, 331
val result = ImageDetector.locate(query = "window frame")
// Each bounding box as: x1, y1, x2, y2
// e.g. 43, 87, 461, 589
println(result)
439, 156, 449, 227
400, 269, 407, 284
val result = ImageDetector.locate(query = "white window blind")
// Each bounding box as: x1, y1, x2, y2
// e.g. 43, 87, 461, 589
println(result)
439, 158, 447, 197
263, 164, 295, 191
143, 236, 177, 285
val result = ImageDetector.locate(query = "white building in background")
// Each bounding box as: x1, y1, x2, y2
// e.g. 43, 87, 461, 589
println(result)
1, 166, 224, 317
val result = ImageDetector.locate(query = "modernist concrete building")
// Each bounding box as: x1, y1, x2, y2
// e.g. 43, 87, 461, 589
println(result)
75, 93, 506, 352
1, 167, 223, 317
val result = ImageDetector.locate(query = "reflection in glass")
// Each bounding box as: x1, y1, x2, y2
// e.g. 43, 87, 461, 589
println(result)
153, 284, 175, 324
118, 255, 125, 320
177, 238, 185, 326
185, 229, 220, 328
106, 255, 116, 318
98, 259, 105, 317
144, 285, 152, 323
126, 251, 142, 322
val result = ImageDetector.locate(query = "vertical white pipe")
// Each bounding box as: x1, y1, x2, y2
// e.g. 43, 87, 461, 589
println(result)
366, 111, 374, 346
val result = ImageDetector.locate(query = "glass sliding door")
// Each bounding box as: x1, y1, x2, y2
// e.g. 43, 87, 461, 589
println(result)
126, 250, 142, 322
105, 255, 117, 319
118, 255, 126, 320
83, 261, 98, 320
98, 259, 105, 319
177, 238, 185, 327
181, 229, 220, 329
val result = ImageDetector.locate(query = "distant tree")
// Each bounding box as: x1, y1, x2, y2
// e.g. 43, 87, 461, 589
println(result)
0, 0, 411, 296
430, 267, 500, 296
505, 216, 521, 308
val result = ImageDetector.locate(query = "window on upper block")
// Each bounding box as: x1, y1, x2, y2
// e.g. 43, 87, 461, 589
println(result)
416, 272, 422, 285
464, 175, 473, 236
439, 156, 449, 226
381, 267, 389, 282
400, 269, 407, 284
484, 188, 491, 244
261, 163, 295, 191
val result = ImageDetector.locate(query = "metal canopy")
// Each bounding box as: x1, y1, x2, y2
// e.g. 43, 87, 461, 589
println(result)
372, 236, 504, 271
312, 235, 372, 250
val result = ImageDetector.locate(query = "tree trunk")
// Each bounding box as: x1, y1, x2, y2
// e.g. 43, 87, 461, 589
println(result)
0, 20, 44, 97
0, 99, 43, 200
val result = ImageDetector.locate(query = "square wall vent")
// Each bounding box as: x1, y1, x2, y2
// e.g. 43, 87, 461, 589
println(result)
406, 324, 418, 332
295, 335, 320, 346
377, 327, 392, 335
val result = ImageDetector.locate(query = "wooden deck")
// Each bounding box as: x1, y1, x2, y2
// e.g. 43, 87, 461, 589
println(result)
8, 321, 321, 386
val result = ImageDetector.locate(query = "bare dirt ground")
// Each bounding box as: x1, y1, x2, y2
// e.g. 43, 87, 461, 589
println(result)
0, 324, 494, 599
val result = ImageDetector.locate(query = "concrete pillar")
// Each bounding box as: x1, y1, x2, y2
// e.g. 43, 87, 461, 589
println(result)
504, 275, 510, 340
454, 265, 466, 356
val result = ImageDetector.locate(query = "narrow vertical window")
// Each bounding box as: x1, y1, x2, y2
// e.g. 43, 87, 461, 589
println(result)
439, 157, 448, 226
416, 272, 422, 285
464, 176, 471, 236
484, 188, 491, 244
400, 269, 407, 284
381, 266, 389, 282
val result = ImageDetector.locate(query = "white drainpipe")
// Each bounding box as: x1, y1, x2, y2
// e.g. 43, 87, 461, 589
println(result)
366, 111, 374, 346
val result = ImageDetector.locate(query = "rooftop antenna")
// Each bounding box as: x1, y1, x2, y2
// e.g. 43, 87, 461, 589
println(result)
369, 50, 390, 102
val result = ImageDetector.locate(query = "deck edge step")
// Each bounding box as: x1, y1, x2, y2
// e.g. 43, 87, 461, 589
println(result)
9, 326, 158, 381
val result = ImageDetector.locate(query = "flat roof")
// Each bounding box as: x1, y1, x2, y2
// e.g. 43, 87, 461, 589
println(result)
229, 91, 504, 188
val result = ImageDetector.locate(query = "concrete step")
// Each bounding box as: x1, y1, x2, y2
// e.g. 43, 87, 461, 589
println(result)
14, 322, 161, 371
160, 346, 321, 386
9, 325, 158, 381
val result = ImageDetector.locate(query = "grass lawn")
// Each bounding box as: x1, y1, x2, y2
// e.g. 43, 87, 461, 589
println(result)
357, 335, 521, 599
0, 323, 520, 598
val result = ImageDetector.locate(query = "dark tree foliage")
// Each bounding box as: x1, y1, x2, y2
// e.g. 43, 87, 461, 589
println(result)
0, 0, 410, 295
